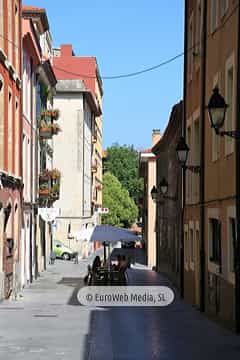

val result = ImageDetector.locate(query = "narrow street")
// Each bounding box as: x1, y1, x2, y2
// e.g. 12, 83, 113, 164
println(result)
1, 251, 240, 360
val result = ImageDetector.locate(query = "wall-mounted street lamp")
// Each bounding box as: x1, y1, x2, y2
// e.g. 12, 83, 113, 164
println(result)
176, 136, 201, 173
151, 177, 177, 202
207, 87, 240, 139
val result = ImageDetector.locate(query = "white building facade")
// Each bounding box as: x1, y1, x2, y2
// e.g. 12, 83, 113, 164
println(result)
53, 80, 101, 257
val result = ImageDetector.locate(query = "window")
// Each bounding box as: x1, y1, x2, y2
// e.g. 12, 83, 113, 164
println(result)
211, 0, 218, 33
8, 89, 13, 172
14, 1, 19, 75
193, 119, 200, 201
225, 60, 234, 154
186, 126, 192, 203
188, 14, 194, 81
209, 218, 221, 266
229, 217, 236, 273
195, 0, 202, 55
190, 228, 194, 265
184, 226, 189, 270
0, 76, 3, 168
15, 100, 19, 175
0, 0, 3, 49
8, 0, 13, 63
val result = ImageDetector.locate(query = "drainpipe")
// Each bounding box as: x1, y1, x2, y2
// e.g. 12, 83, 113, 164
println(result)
34, 74, 39, 279
235, 3, 240, 334
180, 0, 188, 298
199, 0, 207, 313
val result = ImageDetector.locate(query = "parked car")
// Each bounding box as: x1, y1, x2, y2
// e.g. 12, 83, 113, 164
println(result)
53, 241, 74, 260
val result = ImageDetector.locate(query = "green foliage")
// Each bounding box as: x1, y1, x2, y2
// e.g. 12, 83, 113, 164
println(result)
102, 172, 138, 228
104, 144, 144, 205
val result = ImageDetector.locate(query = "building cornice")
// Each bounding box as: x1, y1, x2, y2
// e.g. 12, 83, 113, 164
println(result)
0, 172, 23, 190
22, 6, 49, 33
0, 49, 22, 89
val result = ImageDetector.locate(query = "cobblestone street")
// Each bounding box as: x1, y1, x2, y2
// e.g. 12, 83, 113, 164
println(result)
0, 252, 240, 360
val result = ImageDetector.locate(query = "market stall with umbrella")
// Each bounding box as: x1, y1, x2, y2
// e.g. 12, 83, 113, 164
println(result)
75, 224, 142, 261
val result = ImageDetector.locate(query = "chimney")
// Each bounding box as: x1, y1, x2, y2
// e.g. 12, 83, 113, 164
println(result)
152, 129, 161, 146
60, 44, 74, 57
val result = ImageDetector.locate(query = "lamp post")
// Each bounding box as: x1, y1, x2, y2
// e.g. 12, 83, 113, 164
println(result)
207, 87, 229, 135
151, 178, 177, 202
176, 136, 201, 299
207, 87, 240, 332
176, 136, 201, 173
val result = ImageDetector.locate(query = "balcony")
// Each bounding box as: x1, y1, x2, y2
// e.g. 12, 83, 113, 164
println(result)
39, 124, 53, 139
39, 169, 61, 202
39, 169, 61, 182
39, 123, 62, 139
91, 130, 97, 144
39, 109, 61, 139
91, 160, 98, 173
39, 185, 50, 198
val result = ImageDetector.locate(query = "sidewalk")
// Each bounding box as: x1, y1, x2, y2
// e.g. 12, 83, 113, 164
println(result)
0, 258, 93, 360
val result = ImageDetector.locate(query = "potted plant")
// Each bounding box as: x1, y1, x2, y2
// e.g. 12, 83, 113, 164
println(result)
39, 183, 50, 197
50, 169, 61, 180
39, 169, 51, 181
41, 109, 60, 120
39, 120, 53, 139
50, 184, 60, 200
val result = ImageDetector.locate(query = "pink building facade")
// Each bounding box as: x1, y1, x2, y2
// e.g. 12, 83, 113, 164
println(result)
0, 0, 22, 299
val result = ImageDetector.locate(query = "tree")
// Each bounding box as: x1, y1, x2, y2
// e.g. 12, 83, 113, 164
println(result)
104, 144, 143, 205
102, 172, 138, 228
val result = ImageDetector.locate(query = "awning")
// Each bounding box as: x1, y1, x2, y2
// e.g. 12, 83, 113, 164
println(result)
74, 225, 142, 244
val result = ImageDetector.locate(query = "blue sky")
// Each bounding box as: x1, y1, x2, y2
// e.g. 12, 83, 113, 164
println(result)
24, 1, 184, 150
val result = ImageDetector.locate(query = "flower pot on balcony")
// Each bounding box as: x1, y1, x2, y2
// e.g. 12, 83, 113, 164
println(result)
39, 170, 51, 181
39, 188, 50, 197
51, 192, 59, 200
39, 175, 51, 181
50, 169, 61, 180
39, 127, 53, 139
